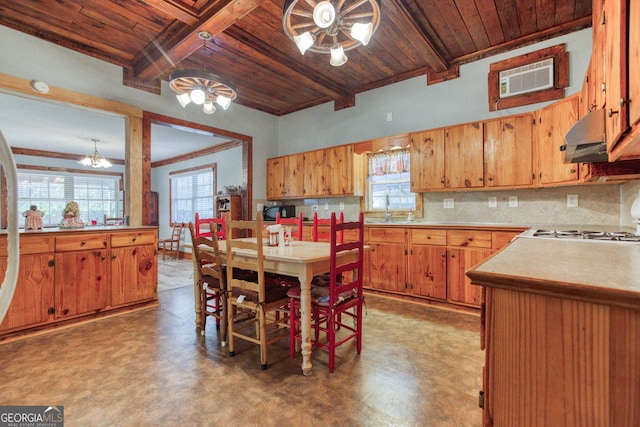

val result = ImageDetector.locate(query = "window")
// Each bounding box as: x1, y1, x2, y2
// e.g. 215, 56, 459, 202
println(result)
366, 150, 416, 211
17, 170, 122, 227
170, 164, 217, 224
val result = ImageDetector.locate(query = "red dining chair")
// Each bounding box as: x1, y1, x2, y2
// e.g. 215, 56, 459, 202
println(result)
276, 212, 304, 241
313, 211, 344, 243
188, 222, 227, 340
288, 212, 365, 373
194, 212, 226, 240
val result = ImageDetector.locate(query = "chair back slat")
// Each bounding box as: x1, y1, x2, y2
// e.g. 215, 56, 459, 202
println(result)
188, 222, 224, 287
195, 213, 226, 239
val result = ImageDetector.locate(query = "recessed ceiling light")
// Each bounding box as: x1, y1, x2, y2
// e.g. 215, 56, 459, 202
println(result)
29, 80, 49, 94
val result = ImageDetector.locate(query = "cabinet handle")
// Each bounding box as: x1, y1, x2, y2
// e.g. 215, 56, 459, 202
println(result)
478, 177, 483, 182
132, 237, 137, 242
112, 254, 117, 259
570, 168, 576, 174
81, 240, 86, 245
607, 109, 618, 117
467, 237, 474, 241
441, 253, 446, 258
487, 177, 493, 181
101, 255, 106, 260
427, 236, 431, 239
451, 254, 456, 258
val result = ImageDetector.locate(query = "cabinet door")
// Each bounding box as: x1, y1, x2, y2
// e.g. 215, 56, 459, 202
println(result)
410, 129, 446, 191
365, 242, 406, 293
445, 123, 484, 189
111, 245, 157, 306
537, 96, 580, 185
283, 153, 305, 198
629, 0, 640, 128
266, 157, 285, 200
55, 250, 110, 317
0, 254, 54, 331
324, 145, 354, 196
303, 149, 327, 196
592, 0, 606, 111
603, 0, 628, 149
448, 248, 492, 306
484, 114, 534, 187
407, 245, 447, 299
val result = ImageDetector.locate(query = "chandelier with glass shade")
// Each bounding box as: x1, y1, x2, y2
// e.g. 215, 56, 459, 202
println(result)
282, 0, 381, 66
79, 139, 112, 168
169, 31, 238, 114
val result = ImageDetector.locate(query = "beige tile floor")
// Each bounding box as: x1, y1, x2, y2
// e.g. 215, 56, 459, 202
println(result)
0, 257, 484, 426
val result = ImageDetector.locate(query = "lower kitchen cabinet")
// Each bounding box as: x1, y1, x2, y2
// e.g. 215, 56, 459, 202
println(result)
0, 227, 157, 339
365, 225, 524, 310
111, 242, 157, 306
365, 227, 406, 293
407, 229, 447, 299
55, 249, 110, 318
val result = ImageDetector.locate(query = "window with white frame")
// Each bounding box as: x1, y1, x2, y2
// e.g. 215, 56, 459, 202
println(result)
170, 164, 216, 224
17, 170, 122, 227
366, 149, 416, 211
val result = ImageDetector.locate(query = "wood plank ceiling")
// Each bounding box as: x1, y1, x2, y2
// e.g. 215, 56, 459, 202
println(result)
0, 0, 592, 116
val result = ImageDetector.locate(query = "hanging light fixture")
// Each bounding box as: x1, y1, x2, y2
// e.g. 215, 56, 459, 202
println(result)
282, 0, 381, 66
79, 139, 112, 168
169, 31, 238, 114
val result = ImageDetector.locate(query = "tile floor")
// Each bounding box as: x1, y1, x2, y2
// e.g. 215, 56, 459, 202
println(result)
0, 257, 484, 426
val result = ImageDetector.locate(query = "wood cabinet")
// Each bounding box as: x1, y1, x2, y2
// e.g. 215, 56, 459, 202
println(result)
445, 122, 485, 189
366, 225, 524, 310
0, 235, 54, 331
484, 114, 535, 188
303, 145, 355, 197
110, 231, 157, 306
266, 153, 304, 199
407, 229, 447, 299
630, 0, 640, 129
0, 227, 158, 339
536, 95, 581, 185
365, 227, 406, 293
603, 0, 628, 149
410, 128, 446, 191
54, 233, 110, 318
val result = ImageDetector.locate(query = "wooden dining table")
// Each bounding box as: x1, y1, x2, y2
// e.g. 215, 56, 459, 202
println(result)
189, 238, 360, 376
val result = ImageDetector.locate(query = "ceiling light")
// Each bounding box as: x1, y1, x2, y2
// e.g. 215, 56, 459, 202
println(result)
283, 0, 381, 67
79, 139, 112, 168
169, 31, 237, 114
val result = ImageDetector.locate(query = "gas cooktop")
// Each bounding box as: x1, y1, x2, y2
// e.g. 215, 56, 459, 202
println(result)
521, 229, 640, 243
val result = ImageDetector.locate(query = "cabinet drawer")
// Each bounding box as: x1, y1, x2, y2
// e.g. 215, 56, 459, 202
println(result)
492, 231, 520, 250
410, 229, 447, 245
367, 227, 406, 243
55, 234, 108, 252
0, 235, 54, 256
111, 231, 156, 247
448, 230, 492, 248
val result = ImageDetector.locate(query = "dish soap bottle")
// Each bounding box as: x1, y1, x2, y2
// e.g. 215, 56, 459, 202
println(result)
407, 208, 414, 222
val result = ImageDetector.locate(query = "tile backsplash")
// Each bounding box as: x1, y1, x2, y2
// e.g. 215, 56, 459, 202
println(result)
256, 180, 640, 227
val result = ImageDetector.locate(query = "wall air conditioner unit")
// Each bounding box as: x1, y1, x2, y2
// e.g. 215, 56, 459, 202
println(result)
499, 58, 554, 98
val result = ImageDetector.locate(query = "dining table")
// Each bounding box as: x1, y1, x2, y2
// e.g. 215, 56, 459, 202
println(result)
189, 238, 360, 376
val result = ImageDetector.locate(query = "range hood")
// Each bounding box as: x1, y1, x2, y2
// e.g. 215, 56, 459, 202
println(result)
561, 108, 608, 163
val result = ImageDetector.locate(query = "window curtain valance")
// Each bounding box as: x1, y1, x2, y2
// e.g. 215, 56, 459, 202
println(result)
368, 149, 410, 176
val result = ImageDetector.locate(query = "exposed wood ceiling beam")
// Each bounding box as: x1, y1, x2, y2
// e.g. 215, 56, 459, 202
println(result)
141, 0, 199, 25
130, 0, 266, 83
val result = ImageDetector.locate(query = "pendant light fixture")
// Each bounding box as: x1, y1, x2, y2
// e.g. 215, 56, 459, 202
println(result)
282, 0, 381, 66
79, 139, 112, 168
169, 31, 238, 114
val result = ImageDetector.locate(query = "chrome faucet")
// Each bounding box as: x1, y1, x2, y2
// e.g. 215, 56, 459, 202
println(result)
384, 193, 392, 222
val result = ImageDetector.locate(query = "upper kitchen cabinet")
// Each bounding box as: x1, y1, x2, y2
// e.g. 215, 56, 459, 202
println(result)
410, 128, 446, 191
536, 95, 581, 185
602, 0, 628, 150
410, 123, 483, 191
304, 145, 362, 197
630, 0, 640, 129
445, 123, 485, 189
266, 153, 304, 200
484, 113, 535, 188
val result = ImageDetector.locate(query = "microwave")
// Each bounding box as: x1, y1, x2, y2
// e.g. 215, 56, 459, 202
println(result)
263, 205, 296, 221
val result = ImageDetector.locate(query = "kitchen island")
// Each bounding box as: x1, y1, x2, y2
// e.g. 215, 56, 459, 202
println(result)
467, 237, 640, 426
0, 226, 158, 341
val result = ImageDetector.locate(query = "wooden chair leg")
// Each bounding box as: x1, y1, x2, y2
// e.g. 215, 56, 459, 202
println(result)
227, 300, 235, 356
259, 309, 268, 370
